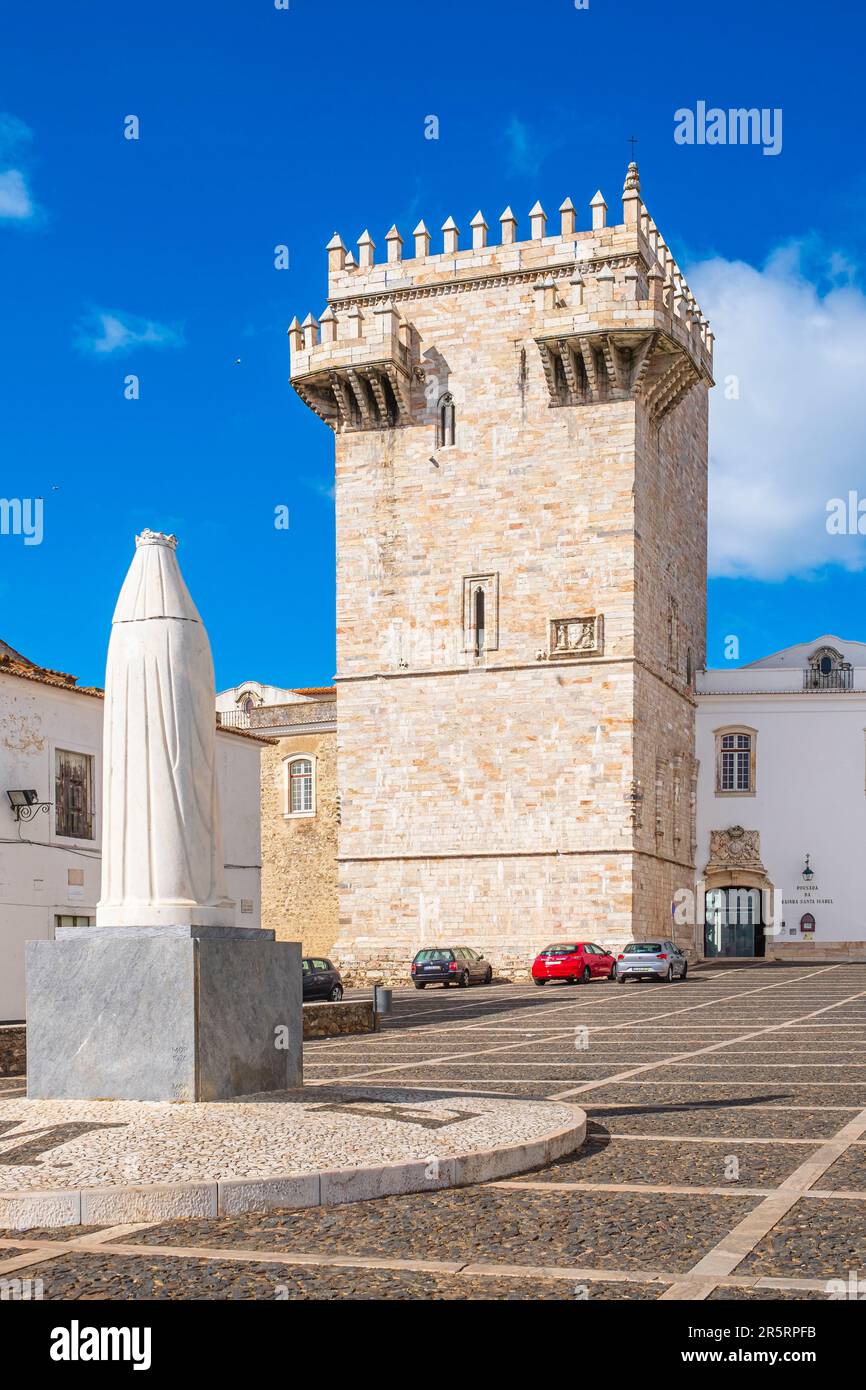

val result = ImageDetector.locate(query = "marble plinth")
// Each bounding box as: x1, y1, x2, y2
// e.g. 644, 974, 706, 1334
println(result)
25, 928, 302, 1102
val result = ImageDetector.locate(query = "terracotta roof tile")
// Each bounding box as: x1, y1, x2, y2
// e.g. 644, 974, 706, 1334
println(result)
292, 686, 336, 698
0, 654, 103, 698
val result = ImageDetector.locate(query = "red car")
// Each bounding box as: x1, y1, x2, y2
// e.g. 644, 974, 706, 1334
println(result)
531, 941, 617, 986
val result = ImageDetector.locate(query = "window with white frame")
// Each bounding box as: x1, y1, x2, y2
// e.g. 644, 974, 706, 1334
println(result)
286, 756, 315, 816
716, 729, 756, 795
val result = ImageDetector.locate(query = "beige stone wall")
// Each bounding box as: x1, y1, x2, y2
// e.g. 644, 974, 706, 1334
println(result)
293, 181, 711, 981
260, 730, 338, 958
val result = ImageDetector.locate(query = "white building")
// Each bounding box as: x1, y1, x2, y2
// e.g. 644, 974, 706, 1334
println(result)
0, 641, 270, 1020
696, 635, 866, 961
215, 679, 336, 728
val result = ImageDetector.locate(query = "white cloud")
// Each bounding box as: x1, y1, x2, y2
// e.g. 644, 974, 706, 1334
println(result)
0, 114, 37, 221
76, 310, 184, 357
688, 245, 866, 580
0, 168, 34, 219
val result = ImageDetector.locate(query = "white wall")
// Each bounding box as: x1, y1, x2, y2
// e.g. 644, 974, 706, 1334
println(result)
216, 681, 318, 712
696, 692, 866, 946
0, 673, 264, 1020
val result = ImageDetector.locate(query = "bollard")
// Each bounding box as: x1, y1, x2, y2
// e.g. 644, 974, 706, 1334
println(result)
373, 986, 393, 1016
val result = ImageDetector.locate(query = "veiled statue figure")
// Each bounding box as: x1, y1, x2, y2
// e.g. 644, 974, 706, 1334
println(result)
96, 530, 235, 928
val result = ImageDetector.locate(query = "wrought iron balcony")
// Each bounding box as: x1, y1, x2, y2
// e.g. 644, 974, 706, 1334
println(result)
802, 666, 853, 691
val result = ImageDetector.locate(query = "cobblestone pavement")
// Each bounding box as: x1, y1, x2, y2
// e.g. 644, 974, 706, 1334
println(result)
3, 962, 866, 1300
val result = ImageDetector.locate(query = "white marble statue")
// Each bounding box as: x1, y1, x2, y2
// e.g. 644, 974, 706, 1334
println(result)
96, 530, 235, 928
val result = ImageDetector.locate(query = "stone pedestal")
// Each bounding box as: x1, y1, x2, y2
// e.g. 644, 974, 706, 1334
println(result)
25, 926, 302, 1102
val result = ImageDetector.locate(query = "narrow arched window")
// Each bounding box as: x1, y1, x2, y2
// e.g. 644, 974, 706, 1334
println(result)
437, 392, 455, 447
288, 757, 314, 814
474, 586, 485, 656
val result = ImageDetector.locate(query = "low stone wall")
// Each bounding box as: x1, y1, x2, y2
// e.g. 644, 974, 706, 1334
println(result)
0, 1025, 25, 1077
302, 1000, 378, 1039
333, 948, 528, 988
765, 941, 866, 963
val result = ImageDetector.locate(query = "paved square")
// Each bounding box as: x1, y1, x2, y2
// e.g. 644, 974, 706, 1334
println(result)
3, 962, 866, 1299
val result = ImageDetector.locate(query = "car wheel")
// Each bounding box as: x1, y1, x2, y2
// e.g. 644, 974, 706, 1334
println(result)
329, 984, 343, 1002
681, 962, 688, 981
665, 965, 674, 983
414, 982, 426, 990
608, 966, 617, 981
581, 967, 591, 984
618, 974, 628, 984
484, 966, 493, 984
534, 978, 547, 987
459, 970, 470, 988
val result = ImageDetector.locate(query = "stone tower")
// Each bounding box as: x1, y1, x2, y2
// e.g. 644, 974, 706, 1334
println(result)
290, 164, 713, 981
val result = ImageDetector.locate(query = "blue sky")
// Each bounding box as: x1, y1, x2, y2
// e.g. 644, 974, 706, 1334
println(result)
2, 0, 865, 689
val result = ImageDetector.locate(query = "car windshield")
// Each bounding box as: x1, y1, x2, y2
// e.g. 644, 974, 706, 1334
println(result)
543, 944, 578, 955
414, 949, 453, 962
624, 943, 663, 954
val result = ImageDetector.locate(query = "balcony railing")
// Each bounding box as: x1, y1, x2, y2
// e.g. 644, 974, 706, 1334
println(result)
217, 710, 251, 728
803, 667, 853, 691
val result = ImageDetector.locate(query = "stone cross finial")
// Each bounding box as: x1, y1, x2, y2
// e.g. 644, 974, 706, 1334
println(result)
357, 229, 375, 269
529, 200, 547, 240
500, 206, 517, 245
441, 217, 459, 254
622, 162, 641, 227
413, 220, 430, 258
385, 225, 403, 263
590, 190, 607, 230
326, 233, 347, 273
470, 210, 489, 249
623, 161, 641, 194
559, 197, 577, 237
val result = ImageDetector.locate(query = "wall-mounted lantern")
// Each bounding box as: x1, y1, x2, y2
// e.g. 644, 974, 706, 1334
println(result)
6, 789, 50, 822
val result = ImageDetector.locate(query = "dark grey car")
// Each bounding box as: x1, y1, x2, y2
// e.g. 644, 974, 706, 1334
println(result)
411, 946, 493, 989
302, 956, 344, 1001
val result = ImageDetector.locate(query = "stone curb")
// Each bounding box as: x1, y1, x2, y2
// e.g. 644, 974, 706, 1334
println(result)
0, 1106, 586, 1230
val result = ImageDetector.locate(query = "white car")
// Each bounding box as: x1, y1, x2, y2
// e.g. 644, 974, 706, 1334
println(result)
616, 940, 689, 983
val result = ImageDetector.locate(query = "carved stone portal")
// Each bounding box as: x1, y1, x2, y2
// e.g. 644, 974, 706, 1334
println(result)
705, 825, 766, 877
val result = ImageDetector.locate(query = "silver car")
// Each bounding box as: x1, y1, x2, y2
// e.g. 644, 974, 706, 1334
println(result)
616, 940, 689, 983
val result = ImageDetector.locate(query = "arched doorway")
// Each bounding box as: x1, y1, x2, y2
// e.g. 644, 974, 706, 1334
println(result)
704, 885, 766, 958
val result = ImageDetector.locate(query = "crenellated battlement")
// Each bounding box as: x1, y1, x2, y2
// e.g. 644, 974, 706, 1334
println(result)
289, 164, 713, 430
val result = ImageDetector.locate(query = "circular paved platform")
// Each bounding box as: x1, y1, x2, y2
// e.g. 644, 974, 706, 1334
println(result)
0, 1086, 586, 1229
